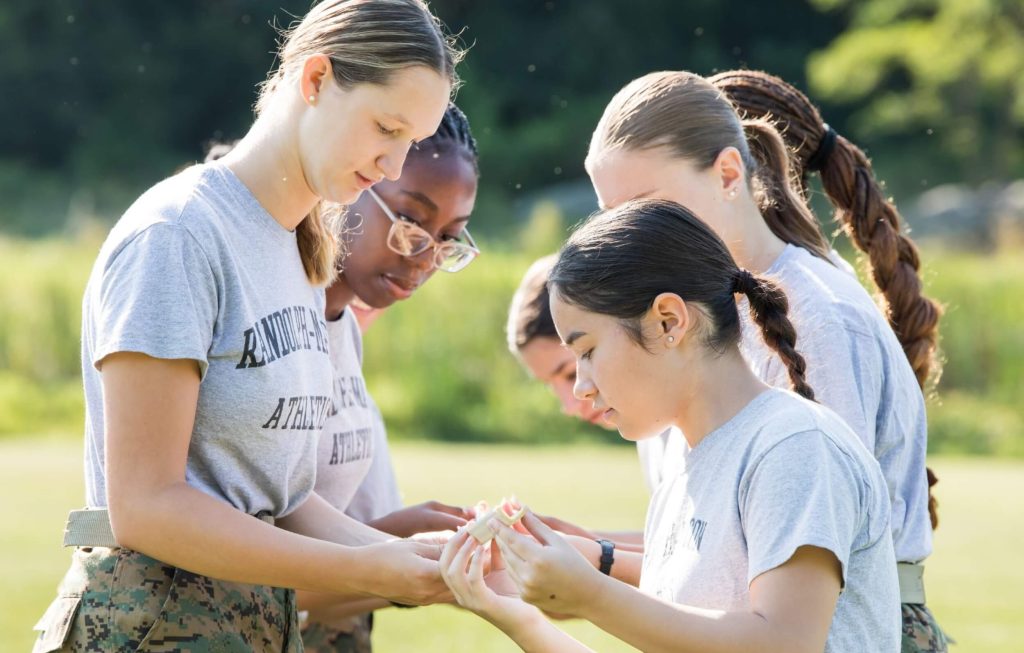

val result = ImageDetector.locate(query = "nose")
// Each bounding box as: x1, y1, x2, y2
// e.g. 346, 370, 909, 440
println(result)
573, 366, 597, 403
378, 142, 412, 181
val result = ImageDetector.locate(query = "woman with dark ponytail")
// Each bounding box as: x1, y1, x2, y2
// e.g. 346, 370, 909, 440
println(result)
559, 69, 941, 653
709, 70, 947, 651
440, 199, 900, 653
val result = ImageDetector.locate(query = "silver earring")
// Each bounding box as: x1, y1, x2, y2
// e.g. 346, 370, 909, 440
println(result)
667, 336, 675, 343
727, 188, 738, 198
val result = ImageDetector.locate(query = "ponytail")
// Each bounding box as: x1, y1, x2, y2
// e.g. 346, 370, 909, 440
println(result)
550, 199, 815, 402
712, 69, 944, 528
733, 269, 815, 401
296, 202, 340, 286
741, 118, 831, 261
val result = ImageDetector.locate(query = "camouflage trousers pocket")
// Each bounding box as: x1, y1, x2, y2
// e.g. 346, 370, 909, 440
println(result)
901, 603, 953, 653
31, 595, 81, 653
301, 614, 372, 653
33, 547, 302, 653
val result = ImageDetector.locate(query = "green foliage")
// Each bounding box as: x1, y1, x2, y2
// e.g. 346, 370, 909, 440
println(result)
1, 230, 1022, 455
808, 0, 1024, 182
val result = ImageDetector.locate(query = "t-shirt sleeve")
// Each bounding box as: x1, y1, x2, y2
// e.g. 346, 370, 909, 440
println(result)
739, 430, 864, 589
92, 223, 218, 378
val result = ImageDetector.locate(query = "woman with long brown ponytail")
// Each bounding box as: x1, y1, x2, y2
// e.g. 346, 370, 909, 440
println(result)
569, 69, 941, 652
440, 199, 900, 653
709, 69, 948, 651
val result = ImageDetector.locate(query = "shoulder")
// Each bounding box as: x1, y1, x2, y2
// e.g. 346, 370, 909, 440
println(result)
98, 164, 256, 275
745, 390, 871, 468
769, 246, 887, 343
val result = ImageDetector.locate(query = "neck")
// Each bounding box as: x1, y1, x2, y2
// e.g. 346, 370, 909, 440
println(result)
220, 109, 318, 232
722, 199, 787, 274
324, 277, 355, 321
672, 349, 768, 449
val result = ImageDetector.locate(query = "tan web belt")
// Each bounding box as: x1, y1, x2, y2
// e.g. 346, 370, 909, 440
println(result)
897, 562, 926, 605
62, 508, 275, 548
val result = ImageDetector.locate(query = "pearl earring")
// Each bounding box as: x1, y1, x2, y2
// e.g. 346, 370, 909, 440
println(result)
308, 95, 316, 104
667, 336, 675, 343
727, 188, 738, 199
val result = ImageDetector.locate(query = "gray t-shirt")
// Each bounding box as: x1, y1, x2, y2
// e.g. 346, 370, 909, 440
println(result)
345, 404, 404, 523
739, 245, 931, 563
636, 429, 683, 494
314, 310, 392, 514
82, 162, 333, 517
641, 389, 900, 653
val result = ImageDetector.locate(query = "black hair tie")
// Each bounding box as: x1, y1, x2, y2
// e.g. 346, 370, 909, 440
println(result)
732, 269, 758, 295
807, 124, 837, 172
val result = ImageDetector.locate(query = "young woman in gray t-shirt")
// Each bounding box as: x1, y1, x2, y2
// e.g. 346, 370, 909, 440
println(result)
441, 199, 901, 652
33, 2, 466, 650
583, 69, 945, 649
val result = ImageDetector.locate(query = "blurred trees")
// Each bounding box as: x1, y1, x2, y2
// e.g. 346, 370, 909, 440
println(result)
1, 1, 1019, 236
808, 0, 1024, 183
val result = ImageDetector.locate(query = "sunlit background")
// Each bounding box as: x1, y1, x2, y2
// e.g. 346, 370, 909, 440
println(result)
2, 1, 1022, 650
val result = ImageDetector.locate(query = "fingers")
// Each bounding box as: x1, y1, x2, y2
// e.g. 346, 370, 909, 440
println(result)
424, 512, 470, 533
493, 517, 544, 560
520, 509, 559, 546
427, 500, 475, 519
439, 528, 470, 569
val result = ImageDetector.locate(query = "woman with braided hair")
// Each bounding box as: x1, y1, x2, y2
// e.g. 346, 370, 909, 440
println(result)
440, 199, 900, 653
557, 69, 943, 652
707, 70, 947, 651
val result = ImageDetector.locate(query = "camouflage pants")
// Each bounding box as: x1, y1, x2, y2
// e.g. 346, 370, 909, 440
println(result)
902, 603, 952, 653
300, 614, 372, 653
32, 546, 302, 652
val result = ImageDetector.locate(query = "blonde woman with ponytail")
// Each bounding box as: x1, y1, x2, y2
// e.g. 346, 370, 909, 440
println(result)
571, 70, 942, 650
33, 2, 462, 651
440, 200, 900, 653
710, 69, 948, 651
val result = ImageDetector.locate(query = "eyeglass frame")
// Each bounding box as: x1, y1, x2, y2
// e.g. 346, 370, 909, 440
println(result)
365, 187, 479, 273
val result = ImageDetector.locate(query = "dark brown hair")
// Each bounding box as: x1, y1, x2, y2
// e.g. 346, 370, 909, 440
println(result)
710, 69, 943, 527
507, 254, 559, 354
588, 71, 830, 261
550, 199, 815, 401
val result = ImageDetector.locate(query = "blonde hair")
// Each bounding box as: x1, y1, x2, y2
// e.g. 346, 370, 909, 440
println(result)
588, 71, 830, 261
258, 0, 465, 285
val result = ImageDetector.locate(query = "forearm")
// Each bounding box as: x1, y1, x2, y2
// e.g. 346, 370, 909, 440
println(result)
277, 491, 393, 546
298, 591, 388, 624
572, 537, 643, 586
487, 609, 595, 653
109, 482, 373, 597
579, 575, 791, 653
592, 530, 644, 550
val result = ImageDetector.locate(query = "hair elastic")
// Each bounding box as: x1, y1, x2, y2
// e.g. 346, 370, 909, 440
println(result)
807, 124, 837, 172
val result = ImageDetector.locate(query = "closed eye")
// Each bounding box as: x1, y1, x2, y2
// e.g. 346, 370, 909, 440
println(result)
377, 122, 399, 137
580, 348, 594, 361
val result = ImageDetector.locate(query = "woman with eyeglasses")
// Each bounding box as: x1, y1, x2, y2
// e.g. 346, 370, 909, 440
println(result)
297, 103, 481, 653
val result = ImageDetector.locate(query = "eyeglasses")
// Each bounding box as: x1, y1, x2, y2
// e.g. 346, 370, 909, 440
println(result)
366, 188, 479, 273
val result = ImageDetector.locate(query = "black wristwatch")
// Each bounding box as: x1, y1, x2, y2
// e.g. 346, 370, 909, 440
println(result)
596, 538, 615, 575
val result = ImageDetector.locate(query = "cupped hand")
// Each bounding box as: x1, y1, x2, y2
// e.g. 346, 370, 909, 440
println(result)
439, 528, 541, 629
490, 509, 605, 616
360, 538, 451, 606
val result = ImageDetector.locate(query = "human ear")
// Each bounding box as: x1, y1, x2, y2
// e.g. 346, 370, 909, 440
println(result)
649, 292, 691, 347
300, 54, 333, 105
712, 146, 746, 199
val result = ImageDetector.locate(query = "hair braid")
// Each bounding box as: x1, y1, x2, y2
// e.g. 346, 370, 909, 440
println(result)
712, 69, 943, 528
733, 270, 816, 401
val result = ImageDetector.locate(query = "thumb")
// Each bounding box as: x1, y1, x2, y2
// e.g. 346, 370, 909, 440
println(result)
521, 508, 559, 546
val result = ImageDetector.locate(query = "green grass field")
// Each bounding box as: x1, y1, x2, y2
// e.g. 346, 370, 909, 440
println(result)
3, 437, 1022, 652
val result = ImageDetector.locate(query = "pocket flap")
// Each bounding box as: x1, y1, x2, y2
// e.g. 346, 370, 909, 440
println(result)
32, 595, 81, 653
